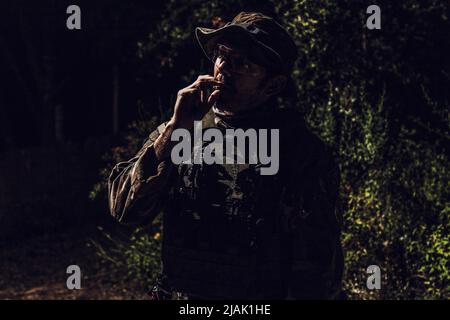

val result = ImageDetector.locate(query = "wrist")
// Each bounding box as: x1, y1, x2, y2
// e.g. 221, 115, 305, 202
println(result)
167, 118, 180, 130
168, 116, 192, 130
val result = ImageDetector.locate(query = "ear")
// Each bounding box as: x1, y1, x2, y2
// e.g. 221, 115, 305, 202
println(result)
264, 75, 287, 97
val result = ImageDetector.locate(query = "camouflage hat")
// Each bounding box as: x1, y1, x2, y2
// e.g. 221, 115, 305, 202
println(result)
196, 12, 298, 74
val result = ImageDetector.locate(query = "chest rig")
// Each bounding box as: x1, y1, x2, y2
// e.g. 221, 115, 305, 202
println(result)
161, 115, 291, 299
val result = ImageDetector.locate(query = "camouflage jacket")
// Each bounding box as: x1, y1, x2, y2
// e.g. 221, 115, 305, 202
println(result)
108, 108, 344, 299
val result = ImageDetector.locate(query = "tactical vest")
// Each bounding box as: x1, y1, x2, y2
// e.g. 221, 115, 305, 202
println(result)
161, 111, 302, 299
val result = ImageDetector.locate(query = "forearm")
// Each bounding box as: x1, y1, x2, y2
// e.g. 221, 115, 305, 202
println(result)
153, 119, 179, 161
108, 128, 175, 225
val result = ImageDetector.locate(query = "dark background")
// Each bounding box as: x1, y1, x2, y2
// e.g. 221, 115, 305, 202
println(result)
0, 0, 170, 238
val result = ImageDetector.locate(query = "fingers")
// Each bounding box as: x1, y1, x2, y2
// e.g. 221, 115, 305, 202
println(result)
207, 89, 221, 107
199, 87, 205, 106
179, 87, 206, 108
188, 75, 222, 90
183, 87, 210, 116
215, 60, 231, 78
190, 75, 222, 108
175, 75, 224, 120
177, 87, 198, 97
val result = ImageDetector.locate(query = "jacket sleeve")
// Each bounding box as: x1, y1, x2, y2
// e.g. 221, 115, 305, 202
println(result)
283, 140, 344, 300
107, 123, 175, 225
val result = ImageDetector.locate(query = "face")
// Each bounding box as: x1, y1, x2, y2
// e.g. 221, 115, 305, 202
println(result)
211, 41, 283, 115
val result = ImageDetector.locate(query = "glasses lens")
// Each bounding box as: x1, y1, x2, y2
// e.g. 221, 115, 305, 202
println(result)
212, 44, 257, 74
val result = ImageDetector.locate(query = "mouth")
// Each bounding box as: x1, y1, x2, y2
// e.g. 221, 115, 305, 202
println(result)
213, 74, 234, 93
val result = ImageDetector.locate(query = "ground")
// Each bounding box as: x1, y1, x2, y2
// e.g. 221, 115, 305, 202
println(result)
0, 225, 148, 300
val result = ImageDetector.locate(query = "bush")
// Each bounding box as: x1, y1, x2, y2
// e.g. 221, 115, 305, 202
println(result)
89, 225, 162, 294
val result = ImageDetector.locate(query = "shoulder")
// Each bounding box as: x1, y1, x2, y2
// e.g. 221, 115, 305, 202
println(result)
275, 108, 336, 168
274, 108, 323, 147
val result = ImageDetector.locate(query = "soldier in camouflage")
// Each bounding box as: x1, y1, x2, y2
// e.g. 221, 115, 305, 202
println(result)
108, 12, 344, 299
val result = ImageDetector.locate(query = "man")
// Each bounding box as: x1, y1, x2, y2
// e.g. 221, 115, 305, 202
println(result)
108, 12, 344, 299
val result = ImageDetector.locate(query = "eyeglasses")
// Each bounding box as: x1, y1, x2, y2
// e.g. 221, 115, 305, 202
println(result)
212, 44, 264, 75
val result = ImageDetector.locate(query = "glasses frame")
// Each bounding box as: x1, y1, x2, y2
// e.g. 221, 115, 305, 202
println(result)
211, 44, 266, 76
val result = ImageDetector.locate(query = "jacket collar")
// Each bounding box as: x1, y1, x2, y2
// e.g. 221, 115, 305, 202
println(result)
202, 101, 279, 130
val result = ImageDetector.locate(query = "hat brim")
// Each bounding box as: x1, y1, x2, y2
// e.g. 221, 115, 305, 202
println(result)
195, 24, 282, 69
